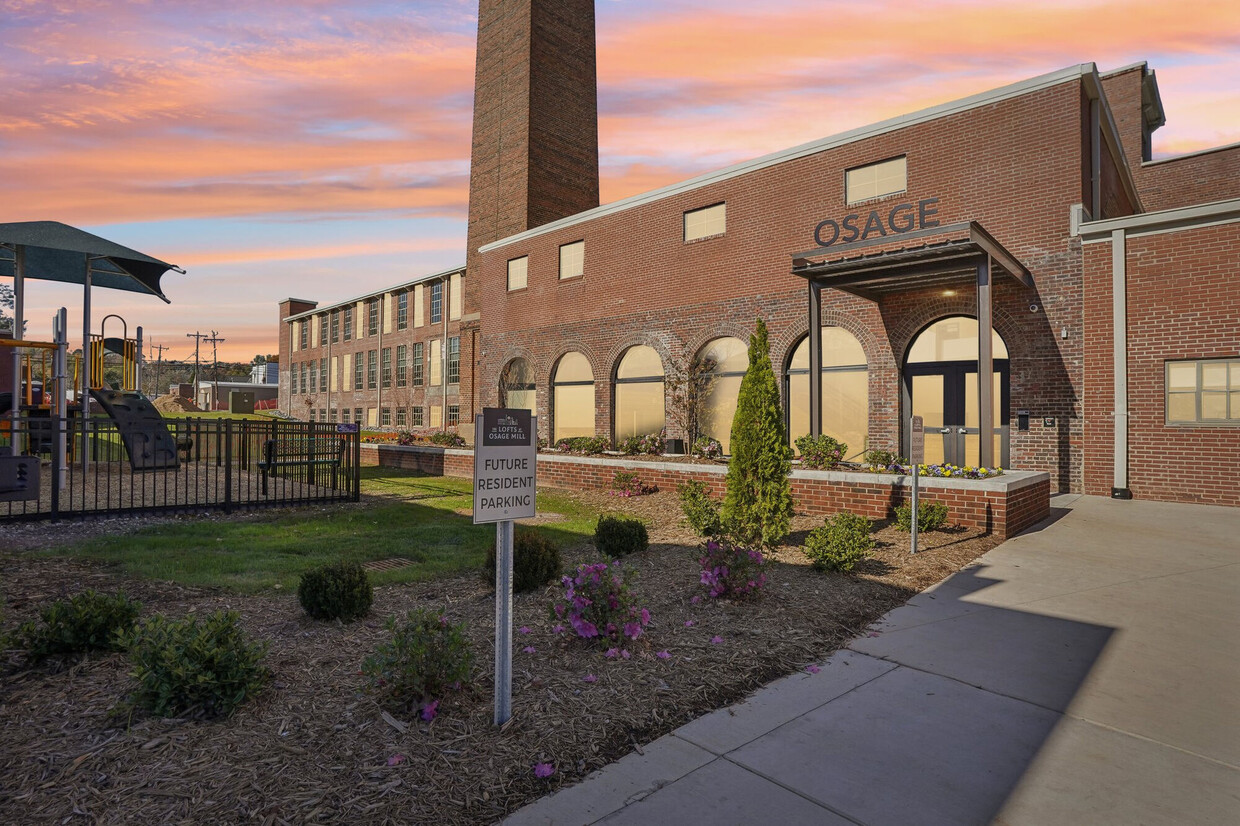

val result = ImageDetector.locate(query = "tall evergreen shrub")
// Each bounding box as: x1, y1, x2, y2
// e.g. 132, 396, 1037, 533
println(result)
721, 318, 794, 547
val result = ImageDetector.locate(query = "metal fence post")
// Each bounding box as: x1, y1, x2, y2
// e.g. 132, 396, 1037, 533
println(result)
224, 418, 233, 513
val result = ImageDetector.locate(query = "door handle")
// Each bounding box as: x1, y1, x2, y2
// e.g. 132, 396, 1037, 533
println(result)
939, 428, 951, 434
957, 428, 968, 434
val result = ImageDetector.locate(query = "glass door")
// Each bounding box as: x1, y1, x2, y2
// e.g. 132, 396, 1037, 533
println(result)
906, 363, 1008, 467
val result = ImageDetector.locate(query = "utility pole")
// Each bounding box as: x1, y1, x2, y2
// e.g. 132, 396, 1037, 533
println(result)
149, 341, 168, 398
186, 331, 207, 406
204, 331, 225, 411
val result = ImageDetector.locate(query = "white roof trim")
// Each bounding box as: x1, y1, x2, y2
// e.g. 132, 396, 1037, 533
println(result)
479, 63, 1098, 254
1077, 197, 1240, 242
283, 265, 464, 322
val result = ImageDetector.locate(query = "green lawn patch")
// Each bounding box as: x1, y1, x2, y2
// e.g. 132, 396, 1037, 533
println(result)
43, 469, 598, 592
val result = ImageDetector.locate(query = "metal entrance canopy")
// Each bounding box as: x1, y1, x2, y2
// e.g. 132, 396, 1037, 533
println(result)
790, 221, 1033, 469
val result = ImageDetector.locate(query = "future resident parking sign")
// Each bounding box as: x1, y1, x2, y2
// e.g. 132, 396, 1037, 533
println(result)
473, 408, 537, 524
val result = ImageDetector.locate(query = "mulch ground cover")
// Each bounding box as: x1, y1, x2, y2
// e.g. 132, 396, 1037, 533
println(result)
0, 487, 1002, 825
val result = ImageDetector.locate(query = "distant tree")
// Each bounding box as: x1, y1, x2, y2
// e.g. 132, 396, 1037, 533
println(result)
720, 318, 793, 548
0, 283, 24, 335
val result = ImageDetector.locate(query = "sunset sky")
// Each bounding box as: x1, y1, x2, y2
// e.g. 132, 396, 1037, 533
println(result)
3, 0, 1238, 363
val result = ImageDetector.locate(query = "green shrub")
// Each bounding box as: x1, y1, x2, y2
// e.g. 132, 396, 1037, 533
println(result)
17, 590, 143, 662
617, 431, 665, 455
485, 528, 561, 593
677, 480, 722, 537
610, 470, 651, 497
795, 434, 848, 469
429, 430, 466, 447
722, 319, 794, 548
864, 449, 906, 468
124, 610, 269, 718
555, 435, 611, 454
804, 511, 874, 573
362, 609, 473, 707
894, 501, 949, 532
297, 560, 374, 622
595, 515, 649, 557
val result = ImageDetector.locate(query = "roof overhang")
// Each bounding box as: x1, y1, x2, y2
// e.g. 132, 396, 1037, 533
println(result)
790, 221, 1033, 301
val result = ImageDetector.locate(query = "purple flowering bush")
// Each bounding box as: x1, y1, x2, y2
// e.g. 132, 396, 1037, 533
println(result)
609, 470, 655, 497
617, 429, 666, 456
794, 434, 847, 469
551, 561, 651, 644
698, 538, 768, 600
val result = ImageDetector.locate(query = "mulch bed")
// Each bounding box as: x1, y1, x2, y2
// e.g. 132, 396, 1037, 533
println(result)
0, 488, 1002, 825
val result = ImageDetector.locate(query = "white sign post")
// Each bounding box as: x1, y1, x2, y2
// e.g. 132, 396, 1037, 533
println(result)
473, 408, 537, 726
909, 415, 924, 555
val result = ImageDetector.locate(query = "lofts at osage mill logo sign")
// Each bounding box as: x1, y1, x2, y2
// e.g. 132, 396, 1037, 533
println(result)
813, 197, 941, 248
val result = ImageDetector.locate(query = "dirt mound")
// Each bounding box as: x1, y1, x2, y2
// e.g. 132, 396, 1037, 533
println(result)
152, 393, 202, 414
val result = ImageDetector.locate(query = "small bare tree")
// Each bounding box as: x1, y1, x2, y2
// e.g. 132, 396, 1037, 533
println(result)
665, 353, 718, 448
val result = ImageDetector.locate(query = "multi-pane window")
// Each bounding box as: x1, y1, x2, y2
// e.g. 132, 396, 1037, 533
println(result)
396, 407, 407, 428
319, 358, 328, 392
397, 291, 408, 330
381, 347, 392, 388
330, 310, 339, 343
309, 409, 315, 423
410, 406, 424, 427
299, 320, 308, 349
447, 337, 460, 385
396, 345, 408, 387
430, 281, 443, 323
291, 362, 299, 394
507, 256, 528, 291
300, 363, 308, 395
308, 360, 317, 394
354, 408, 363, 425
447, 404, 460, 427
367, 299, 379, 337
342, 307, 353, 341
353, 353, 364, 390
846, 156, 907, 205
412, 343, 424, 386
367, 350, 378, 390
381, 407, 391, 426
329, 408, 337, 423
559, 240, 585, 280
1167, 359, 1240, 423
319, 314, 328, 346
684, 203, 726, 241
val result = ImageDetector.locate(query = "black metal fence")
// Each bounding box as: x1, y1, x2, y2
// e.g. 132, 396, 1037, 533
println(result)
0, 417, 361, 522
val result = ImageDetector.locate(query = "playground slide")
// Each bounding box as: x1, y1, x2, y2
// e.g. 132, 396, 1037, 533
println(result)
89, 389, 180, 471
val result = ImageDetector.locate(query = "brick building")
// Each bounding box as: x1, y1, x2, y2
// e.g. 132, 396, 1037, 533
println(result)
280, 0, 1239, 506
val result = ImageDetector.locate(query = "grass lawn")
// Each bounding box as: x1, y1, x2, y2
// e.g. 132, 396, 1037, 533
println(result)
44, 468, 599, 592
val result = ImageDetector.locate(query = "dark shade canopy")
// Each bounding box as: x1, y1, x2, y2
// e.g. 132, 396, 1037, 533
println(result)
0, 221, 183, 303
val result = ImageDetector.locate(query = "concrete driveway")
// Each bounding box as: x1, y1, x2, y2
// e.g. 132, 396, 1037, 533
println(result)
504, 495, 1240, 825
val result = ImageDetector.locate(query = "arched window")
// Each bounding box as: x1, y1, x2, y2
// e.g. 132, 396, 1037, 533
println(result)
499, 358, 536, 413
697, 336, 748, 453
551, 352, 595, 441
614, 345, 665, 441
786, 328, 868, 457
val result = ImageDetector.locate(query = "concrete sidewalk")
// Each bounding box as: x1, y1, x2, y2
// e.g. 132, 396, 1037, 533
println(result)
504, 495, 1240, 825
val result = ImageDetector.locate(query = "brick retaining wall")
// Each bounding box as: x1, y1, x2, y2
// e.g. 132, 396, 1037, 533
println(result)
363, 445, 1050, 538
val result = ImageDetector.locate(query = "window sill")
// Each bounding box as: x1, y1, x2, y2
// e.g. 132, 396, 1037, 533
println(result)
683, 233, 725, 245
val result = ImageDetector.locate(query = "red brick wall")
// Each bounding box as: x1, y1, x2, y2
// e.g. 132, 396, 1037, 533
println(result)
362, 445, 1050, 538
1083, 221, 1240, 505
474, 80, 1090, 492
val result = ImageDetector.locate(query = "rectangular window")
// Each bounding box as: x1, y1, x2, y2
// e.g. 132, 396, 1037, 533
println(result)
846, 156, 907, 205
330, 310, 339, 343
684, 203, 726, 241
410, 406, 424, 427
367, 349, 377, 390
430, 404, 442, 428
507, 256, 528, 291
354, 407, 363, 426
397, 291, 408, 330
559, 240, 584, 279
449, 272, 463, 320
430, 339, 442, 386
319, 314, 328, 347
412, 342, 424, 386
381, 407, 391, 426
414, 284, 425, 327
381, 347, 392, 388
430, 281, 443, 323
353, 352, 364, 390
447, 337, 460, 385
291, 362, 299, 395
300, 363, 308, 394
1167, 359, 1240, 424
367, 299, 379, 337
308, 360, 317, 393
447, 404, 460, 427
396, 345, 408, 388
319, 358, 328, 392
396, 407, 406, 428
342, 307, 353, 341
330, 407, 338, 423
309, 408, 315, 423
299, 320, 308, 350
